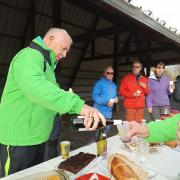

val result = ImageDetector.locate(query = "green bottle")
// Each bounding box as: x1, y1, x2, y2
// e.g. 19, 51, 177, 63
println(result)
96, 129, 107, 156
70, 116, 122, 131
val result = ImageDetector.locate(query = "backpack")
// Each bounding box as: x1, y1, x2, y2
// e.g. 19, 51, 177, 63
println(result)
30, 42, 61, 141
29, 41, 51, 72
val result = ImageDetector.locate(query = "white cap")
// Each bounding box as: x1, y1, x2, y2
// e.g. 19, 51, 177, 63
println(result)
141, 119, 147, 125
113, 120, 123, 125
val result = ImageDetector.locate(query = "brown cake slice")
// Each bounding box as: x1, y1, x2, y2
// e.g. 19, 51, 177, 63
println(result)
58, 152, 96, 174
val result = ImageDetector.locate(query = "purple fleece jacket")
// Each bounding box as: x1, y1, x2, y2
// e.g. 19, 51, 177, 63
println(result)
146, 74, 170, 107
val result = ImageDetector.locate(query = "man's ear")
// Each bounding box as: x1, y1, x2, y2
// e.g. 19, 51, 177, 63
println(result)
47, 36, 55, 47
49, 35, 55, 41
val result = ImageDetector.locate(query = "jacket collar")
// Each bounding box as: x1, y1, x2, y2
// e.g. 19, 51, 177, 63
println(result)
148, 74, 157, 80
101, 76, 112, 82
30, 36, 55, 69
149, 74, 163, 81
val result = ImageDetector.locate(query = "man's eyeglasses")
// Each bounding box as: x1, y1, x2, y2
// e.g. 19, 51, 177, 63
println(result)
132, 66, 141, 68
106, 72, 114, 75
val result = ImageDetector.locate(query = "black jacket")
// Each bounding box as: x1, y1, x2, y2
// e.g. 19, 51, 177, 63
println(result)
170, 76, 180, 110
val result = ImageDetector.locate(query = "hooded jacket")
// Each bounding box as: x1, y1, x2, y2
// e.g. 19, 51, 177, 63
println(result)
146, 74, 170, 108
170, 76, 180, 110
119, 73, 148, 108
92, 77, 117, 119
0, 36, 84, 146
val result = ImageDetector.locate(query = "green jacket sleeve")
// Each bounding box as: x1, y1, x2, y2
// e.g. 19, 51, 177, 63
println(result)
11, 49, 84, 115
145, 114, 180, 143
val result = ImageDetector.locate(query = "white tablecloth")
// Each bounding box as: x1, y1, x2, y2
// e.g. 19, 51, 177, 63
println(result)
1, 135, 180, 180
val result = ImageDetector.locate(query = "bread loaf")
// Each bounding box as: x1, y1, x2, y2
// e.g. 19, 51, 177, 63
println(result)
109, 154, 148, 180
111, 156, 139, 180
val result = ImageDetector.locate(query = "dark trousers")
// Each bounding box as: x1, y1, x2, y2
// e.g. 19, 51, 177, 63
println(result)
0, 143, 45, 177
151, 106, 170, 120
45, 115, 61, 160
46, 140, 59, 160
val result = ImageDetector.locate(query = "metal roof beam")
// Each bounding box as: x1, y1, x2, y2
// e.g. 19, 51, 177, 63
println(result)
20, 0, 36, 48
52, 0, 62, 82
69, 17, 100, 88
0, 1, 91, 32
113, 31, 119, 83
146, 58, 180, 66
118, 58, 180, 66
0, 33, 22, 40
72, 26, 126, 42
52, 0, 61, 27
0, 2, 27, 12
83, 46, 176, 61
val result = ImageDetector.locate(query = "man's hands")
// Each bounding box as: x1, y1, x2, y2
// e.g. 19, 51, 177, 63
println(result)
169, 84, 175, 91
127, 121, 149, 138
114, 97, 119, 103
107, 101, 114, 107
80, 104, 106, 130
148, 107, 153, 113
133, 82, 146, 98
133, 91, 141, 97
107, 97, 119, 107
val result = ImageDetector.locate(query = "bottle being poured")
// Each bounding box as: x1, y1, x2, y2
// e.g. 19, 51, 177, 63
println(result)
70, 116, 123, 131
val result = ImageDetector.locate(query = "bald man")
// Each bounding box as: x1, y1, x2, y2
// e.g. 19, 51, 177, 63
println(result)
0, 28, 105, 176
92, 66, 118, 135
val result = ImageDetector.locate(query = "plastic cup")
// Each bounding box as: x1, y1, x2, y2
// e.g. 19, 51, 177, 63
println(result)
170, 81, 174, 85
137, 90, 141, 95
116, 121, 131, 143
109, 98, 115, 103
169, 81, 174, 93
60, 141, 70, 159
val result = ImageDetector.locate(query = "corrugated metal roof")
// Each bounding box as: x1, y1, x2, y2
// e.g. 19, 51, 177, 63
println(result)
36, 0, 52, 16
0, 0, 31, 9
62, 0, 95, 31
0, 0, 180, 101
0, 6, 27, 36
103, 0, 180, 44
0, 37, 21, 64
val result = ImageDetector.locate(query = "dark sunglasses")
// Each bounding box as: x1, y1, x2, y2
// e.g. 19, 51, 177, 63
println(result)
106, 72, 114, 75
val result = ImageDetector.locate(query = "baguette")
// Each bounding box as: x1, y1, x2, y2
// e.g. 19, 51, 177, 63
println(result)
109, 154, 148, 180
111, 156, 139, 180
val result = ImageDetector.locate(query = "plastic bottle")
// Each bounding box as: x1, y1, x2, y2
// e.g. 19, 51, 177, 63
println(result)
137, 119, 149, 163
